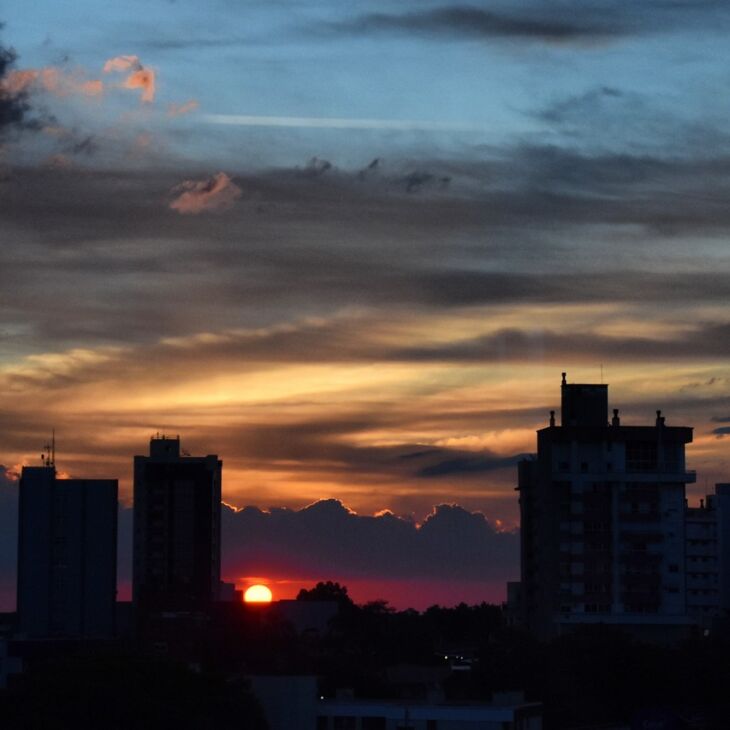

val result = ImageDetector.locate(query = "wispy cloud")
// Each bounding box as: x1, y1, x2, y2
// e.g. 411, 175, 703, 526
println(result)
203, 113, 483, 133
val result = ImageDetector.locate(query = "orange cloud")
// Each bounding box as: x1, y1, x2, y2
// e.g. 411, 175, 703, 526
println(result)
168, 99, 199, 117
1, 69, 38, 95
169, 172, 242, 214
103, 55, 156, 103
1, 67, 103, 98
122, 69, 156, 103
102, 55, 140, 73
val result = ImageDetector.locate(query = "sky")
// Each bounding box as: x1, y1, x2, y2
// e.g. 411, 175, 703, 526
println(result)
1, 1, 730, 609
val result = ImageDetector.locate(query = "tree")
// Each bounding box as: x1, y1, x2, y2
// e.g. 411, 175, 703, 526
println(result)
296, 581, 354, 608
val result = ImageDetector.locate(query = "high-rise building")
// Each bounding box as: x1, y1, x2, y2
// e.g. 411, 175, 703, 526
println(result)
517, 374, 696, 639
133, 436, 222, 614
685, 483, 730, 627
17, 465, 117, 639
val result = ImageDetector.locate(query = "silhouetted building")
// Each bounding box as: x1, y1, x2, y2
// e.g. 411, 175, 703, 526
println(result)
685, 483, 730, 626
133, 436, 221, 614
249, 676, 543, 730
17, 466, 117, 639
517, 374, 695, 639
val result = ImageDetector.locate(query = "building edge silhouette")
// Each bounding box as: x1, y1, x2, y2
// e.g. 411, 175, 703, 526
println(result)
507, 373, 730, 641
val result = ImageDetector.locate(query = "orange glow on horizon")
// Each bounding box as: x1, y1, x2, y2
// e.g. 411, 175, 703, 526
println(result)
244, 584, 273, 603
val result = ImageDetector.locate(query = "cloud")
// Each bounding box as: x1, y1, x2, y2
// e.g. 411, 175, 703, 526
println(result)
0, 491, 518, 610
167, 99, 199, 117
169, 171, 243, 214
202, 113, 480, 133
0, 32, 37, 135
330, 2, 730, 44
712, 426, 730, 437
103, 54, 156, 103
3, 66, 104, 99
331, 6, 622, 43
222, 499, 518, 586
417, 453, 527, 477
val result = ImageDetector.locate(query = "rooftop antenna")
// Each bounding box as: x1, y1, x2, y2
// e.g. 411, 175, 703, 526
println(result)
41, 429, 56, 468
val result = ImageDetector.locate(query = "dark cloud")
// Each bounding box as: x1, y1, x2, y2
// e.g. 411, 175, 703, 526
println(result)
0, 483, 518, 610
417, 453, 528, 478
3, 145, 730, 354
222, 499, 518, 584
538, 86, 626, 124
712, 427, 730, 437
392, 322, 730, 363
332, 6, 622, 43
0, 29, 34, 136
402, 171, 451, 193
331, 2, 730, 44
301, 157, 332, 177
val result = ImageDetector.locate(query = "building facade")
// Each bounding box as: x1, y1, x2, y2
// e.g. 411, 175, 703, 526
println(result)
17, 466, 118, 639
133, 436, 222, 613
685, 483, 730, 627
517, 374, 695, 639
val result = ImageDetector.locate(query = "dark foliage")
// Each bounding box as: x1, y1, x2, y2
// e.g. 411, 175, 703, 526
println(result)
0, 649, 268, 730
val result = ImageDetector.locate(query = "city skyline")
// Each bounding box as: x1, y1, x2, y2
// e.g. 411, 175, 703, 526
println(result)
2, 1, 730, 611
1, 378, 726, 615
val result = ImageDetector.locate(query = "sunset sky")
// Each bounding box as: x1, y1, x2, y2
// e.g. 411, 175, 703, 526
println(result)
1, 1, 729, 608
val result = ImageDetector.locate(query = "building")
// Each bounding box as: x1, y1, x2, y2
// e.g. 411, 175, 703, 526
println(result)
685, 483, 730, 627
133, 435, 222, 614
517, 374, 696, 639
0, 639, 22, 689
16, 465, 117, 639
249, 676, 543, 730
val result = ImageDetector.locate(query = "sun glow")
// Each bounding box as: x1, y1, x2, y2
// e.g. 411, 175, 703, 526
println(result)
244, 584, 273, 603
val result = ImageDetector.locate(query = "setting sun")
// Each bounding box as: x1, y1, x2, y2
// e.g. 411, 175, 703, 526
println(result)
244, 584, 273, 603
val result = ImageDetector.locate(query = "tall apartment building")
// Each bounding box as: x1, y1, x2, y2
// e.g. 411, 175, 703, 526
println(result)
133, 436, 222, 614
517, 374, 695, 639
685, 484, 730, 627
17, 465, 117, 638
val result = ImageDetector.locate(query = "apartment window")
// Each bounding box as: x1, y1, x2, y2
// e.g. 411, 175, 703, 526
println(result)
626, 441, 658, 471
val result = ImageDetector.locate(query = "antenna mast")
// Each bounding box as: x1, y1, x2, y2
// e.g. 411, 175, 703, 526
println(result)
41, 429, 56, 468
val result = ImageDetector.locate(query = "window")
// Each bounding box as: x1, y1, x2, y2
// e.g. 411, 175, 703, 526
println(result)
626, 441, 658, 471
